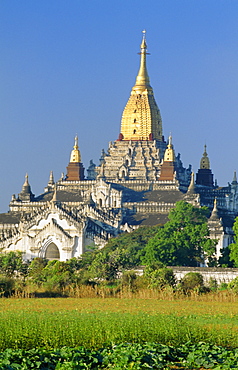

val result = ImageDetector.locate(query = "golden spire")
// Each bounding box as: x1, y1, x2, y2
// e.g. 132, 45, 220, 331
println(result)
120, 31, 163, 141
134, 30, 151, 93
70, 135, 81, 163
163, 134, 175, 162
200, 144, 210, 169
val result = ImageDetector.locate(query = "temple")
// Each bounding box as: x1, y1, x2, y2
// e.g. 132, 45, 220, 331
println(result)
0, 32, 237, 262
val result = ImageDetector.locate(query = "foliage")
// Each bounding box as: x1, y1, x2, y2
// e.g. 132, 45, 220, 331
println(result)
105, 225, 159, 254
120, 270, 138, 291
143, 266, 176, 289
27, 258, 48, 287
27, 258, 90, 292
226, 217, 238, 267
88, 248, 129, 281
220, 215, 238, 268
179, 272, 206, 293
1, 304, 238, 351
208, 277, 218, 292
227, 276, 238, 293
87, 225, 159, 281
0, 275, 15, 297
0, 251, 29, 278
142, 201, 217, 267
0, 342, 238, 369
41, 260, 79, 290
218, 245, 234, 267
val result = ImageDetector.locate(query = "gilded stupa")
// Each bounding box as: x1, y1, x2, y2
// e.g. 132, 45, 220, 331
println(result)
196, 145, 214, 187
96, 32, 171, 182
120, 30, 163, 142
66, 135, 85, 181
159, 135, 176, 181
200, 145, 210, 169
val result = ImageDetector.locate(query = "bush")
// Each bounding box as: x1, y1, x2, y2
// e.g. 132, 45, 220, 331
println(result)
227, 276, 238, 293
208, 277, 218, 292
219, 282, 228, 291
120, 270, 138, 291
179, 272, 205, 293
144, 267, 176, 289
0, 275, 15, 297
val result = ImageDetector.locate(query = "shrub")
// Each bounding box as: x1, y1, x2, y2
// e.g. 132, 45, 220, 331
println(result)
120, 270, 138, 291
227, 276, 238, 293
208, 277, 218, 292
179, 272, 205, 293
144, 267, 176, 289
0, 274, 15, 297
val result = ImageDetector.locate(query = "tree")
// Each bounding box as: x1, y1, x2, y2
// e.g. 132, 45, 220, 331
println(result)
227, 276, 238, 293
28, 258, 48, 287
40, 260, 79, 290
120, 270, 138, 291
218, 246, 234, 267
88, 248, 132, 281
86, 225, 160, 282
143, 266, 176, 289
227, 217, 238, 267
0, 275, 15, 297
142, 201, 217, 267
0, 251, 29, 278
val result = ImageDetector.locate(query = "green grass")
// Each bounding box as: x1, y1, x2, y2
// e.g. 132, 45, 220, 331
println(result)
0, 310, 237, 351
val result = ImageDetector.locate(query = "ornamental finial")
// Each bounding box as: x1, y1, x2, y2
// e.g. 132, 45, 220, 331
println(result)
200, 144, 210, 169
74, 134, 78, 149
70, 135, 81, 163
134, 31, 150, 92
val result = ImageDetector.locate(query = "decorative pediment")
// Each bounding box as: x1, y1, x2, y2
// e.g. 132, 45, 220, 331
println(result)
19, 202, 85, 233
30, 218, 72, 241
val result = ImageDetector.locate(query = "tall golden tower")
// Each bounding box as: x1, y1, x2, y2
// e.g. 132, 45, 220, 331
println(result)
196, 145, 214, 187
120, 31, 163, 141
66, 136, 84, 181
159, 135, 176, 181
200, 144, 210, 169
95, 32, 191, 186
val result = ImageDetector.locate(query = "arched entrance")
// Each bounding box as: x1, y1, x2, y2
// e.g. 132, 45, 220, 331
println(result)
45, 243, 60, 260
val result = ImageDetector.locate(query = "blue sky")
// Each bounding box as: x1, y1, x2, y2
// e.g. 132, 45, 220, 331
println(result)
1, 0, 238, 212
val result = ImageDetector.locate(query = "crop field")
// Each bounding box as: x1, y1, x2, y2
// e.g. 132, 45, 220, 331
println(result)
0, 297, 238, 369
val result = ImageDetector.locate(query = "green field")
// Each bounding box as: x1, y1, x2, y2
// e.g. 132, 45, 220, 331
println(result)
0, 297, 238, 350
0, 297, 238, 369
